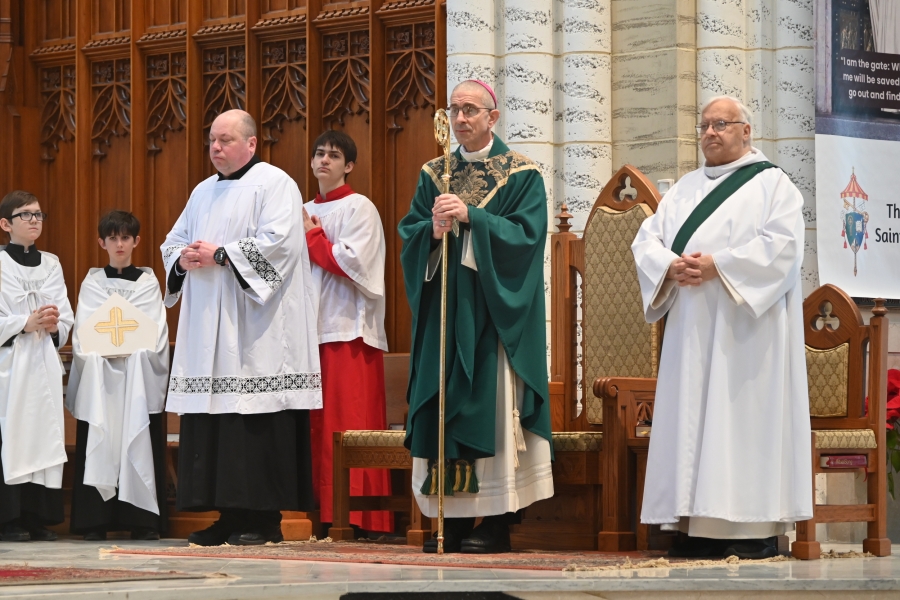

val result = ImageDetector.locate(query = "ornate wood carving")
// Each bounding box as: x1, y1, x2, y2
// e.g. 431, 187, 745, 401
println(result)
378, 0, 435, 12
147, 52, 187, 153
202, 45, 247, 140
385, 22, 436, 129
253, 14, 307, 33
322, 30, 370, 125
315, 7, 370, 21
137, 29, 187, 45
261, 39, 307, 145
83, 36, 131, 51
91, 59, 131, 157
39, 65, 76, 162
31, 43, 77, 59
194, 22, 246, 39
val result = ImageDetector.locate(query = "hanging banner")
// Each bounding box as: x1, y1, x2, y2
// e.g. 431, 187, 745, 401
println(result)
815, 0, 900, 298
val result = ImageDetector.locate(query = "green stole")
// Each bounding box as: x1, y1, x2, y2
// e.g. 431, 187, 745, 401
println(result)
670, 161, 777, 256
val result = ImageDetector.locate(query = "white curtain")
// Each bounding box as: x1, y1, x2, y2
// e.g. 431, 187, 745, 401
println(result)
870, 0, 900, 54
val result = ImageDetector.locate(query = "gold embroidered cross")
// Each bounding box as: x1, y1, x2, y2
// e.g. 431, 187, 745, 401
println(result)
94, 306, 139, 347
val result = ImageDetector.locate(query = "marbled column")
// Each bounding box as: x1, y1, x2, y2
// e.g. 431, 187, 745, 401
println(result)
447, 0, 614, 370
611, 0, 698, 184
696, 0, 818, 295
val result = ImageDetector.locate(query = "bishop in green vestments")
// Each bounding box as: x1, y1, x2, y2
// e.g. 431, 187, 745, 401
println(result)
398, 80, 554, 554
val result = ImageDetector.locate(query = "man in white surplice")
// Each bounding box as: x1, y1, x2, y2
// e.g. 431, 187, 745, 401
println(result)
632, 96, 812, 559
161, 110, 322, 547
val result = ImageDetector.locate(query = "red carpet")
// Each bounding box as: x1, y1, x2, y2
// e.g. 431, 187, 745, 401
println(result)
110, 540, 684, 571
0, 564, 205, 586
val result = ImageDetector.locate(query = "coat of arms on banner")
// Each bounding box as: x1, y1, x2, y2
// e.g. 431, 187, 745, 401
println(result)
840, 168, 869, 276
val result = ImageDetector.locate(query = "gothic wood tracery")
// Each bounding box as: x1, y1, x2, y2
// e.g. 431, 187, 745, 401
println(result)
40, 65, 77, 162
202, 45, 247, 139
261, 38, 307, 145
385, 22, 436, 130
147, 52, 188, 153
91, 58, 131, 157
322, 30, 371, 126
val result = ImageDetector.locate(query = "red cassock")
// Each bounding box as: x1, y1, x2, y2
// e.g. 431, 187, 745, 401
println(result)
307, 195, 393, 532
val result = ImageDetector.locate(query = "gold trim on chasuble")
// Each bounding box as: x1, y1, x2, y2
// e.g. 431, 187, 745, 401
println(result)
422, 151, 541, 209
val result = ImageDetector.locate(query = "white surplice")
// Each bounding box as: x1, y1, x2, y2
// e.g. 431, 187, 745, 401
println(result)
303, 193, 388, 350
0, 251, 73, 488
161, 161, 322, 415
66, 268, 169, 514
411, 138, 554, 519
632, 148, 813, 537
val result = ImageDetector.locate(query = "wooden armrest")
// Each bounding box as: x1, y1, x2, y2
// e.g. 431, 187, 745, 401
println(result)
593, 376, 657, 399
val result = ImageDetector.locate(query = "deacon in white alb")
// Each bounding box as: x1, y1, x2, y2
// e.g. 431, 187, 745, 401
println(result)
0, 190, 73, 542
67, 210, 169, 540
632, 96, 812, 559
161, 109, 322, 547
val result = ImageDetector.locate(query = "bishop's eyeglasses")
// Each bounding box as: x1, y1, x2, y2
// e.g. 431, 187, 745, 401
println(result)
696, 120, 746, 135
10, 211, 48, 222
446, 104, 492, 119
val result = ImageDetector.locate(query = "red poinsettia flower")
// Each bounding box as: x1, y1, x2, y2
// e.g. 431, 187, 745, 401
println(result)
865, 369, 900, 424
888, 369, 900, 422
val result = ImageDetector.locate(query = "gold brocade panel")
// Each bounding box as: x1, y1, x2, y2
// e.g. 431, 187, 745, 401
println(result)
582, 204, 657, 425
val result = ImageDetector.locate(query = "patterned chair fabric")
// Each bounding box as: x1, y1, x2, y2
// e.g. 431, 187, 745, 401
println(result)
813, 429, 877, 449
582, 205, 659, 425
343, 430, 406, 448
552, 431, 603, 452
805, 343, 849, 418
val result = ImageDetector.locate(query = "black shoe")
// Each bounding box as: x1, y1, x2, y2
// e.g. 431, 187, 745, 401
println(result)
0, 522, 30, 542
228, 527, 284, 546
27, 526, 57, 542
668, 536, 729, 558
460, 519, 511, 554
188, 520, 236, 547
724, 537, 778, 559
83, 529, 107, 541
423, 518, 474, 554
130, 528, 160, 541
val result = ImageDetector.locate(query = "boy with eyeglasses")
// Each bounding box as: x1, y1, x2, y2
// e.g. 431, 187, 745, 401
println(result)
0, 190, 73, 541
67, 210, 169, 541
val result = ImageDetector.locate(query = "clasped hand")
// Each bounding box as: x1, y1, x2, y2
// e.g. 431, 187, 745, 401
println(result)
179, 241, 220, 271
666, 252, 718, 286
432, 194, 468, 239
24, 305, 60, 334
302, 207, 322, 233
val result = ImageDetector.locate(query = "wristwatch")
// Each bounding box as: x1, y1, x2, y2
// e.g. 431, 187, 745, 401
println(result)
213, 247, 228, 266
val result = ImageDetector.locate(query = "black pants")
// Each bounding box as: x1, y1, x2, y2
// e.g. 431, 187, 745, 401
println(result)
69, 415, 169, 535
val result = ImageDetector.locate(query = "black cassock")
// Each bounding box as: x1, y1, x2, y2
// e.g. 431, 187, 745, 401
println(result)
69, 265, 169, 534
0, 244, 64, 527
176, 410, 315, 514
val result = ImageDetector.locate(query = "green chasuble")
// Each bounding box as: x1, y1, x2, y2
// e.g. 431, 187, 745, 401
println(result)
398, 136, 553, 464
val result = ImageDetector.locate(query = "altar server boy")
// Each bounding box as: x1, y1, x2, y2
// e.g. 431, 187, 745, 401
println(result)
303, 131, 392, 533
0, 190, 73, 541
67, 210, 169, 540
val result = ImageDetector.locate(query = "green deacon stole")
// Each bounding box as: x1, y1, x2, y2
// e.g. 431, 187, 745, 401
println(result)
670, 161, 778, 256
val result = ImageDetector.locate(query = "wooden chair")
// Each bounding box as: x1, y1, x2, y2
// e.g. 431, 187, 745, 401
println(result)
548, 164, 663, 551
792, 284, 891, 559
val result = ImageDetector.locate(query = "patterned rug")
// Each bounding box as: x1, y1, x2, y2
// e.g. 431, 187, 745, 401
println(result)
0, 564, 207, 586
106, 539, 812, 571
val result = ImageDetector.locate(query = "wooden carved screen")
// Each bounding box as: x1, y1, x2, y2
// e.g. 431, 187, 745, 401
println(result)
0, 0, 445, 352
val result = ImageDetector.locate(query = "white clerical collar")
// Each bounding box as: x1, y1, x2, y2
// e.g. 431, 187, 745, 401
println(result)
703, 147, 767, 179
459, 136, 494, 162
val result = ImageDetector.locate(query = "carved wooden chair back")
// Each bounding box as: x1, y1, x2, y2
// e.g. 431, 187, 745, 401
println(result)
550, 164, 662, 430
803, 284, 874, 429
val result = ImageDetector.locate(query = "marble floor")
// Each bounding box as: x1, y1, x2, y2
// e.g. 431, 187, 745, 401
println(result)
0, 539, 899, 599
